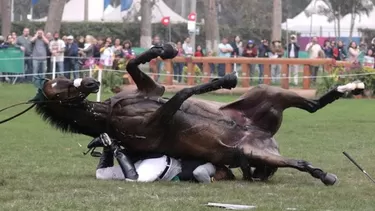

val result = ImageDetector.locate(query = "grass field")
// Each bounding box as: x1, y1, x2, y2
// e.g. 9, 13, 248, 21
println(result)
1, 83, 375, 211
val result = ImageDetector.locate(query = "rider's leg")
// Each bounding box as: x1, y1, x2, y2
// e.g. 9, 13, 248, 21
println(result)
192, 163, 216, 183
89, 133, 139, 180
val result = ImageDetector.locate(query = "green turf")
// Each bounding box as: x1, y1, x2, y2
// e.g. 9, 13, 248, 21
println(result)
1, 83, 375, 211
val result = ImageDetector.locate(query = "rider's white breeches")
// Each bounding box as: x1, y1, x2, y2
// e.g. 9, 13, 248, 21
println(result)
96, 155, 181, 182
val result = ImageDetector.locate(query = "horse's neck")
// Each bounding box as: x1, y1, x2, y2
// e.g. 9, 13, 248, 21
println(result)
39, 100, 110, 137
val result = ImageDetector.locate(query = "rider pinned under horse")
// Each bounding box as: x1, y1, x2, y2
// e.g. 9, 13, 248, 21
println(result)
1, 42, 365, 186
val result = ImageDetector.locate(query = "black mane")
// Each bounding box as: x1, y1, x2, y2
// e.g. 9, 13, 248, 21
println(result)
35, 102, 101, 138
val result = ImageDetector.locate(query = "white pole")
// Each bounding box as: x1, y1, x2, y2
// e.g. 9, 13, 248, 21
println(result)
30, 6, 33, 20
11, 0, 14, 22
89, 65, 93, 77
96, 69, 103, 102
52, 56, 56, 79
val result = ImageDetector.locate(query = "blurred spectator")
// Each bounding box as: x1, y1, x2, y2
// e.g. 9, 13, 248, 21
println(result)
348, 41, 360, 63
77, 36, 85, 48
322, 40, 333, 58
100, 39, 114, 71
242, 40, 257, 81
79, 35, 94, 58
258, 39, 271, 84
218, 37, 233, 77
93, 38, 103, 59
173, 41, 184, 83
333, 40, 347, 61
305, 36, 322, 84
31, 29, 49, 80
270, 40, 284, 84
79, 35, 95, 73
6, 35, 16, 45
113, 38, 122, 53
194, 45, 204, 71
150, 35, 163, 82
286, 35, 300, 85
122, 40, 135, 60
369, 38, 375, 57
230, 35, 242, 57
64, 35, 79, 79
363, 49, 375, 68
11, 32, 17, 40
183, 37, 193, 56
49, 32, 66, 77
194, 45, 204, 57
16, 28, 33, 82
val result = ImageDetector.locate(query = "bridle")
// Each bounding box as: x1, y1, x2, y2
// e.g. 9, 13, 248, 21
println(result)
0, 80, 88, 124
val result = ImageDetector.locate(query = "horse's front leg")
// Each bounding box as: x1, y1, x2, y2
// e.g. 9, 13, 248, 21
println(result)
240, 145, 337, 186
126, 43, 178, 95
146, 73, 238, 125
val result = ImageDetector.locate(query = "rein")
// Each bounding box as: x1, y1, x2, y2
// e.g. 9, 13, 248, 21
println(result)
0, 87, 87, 125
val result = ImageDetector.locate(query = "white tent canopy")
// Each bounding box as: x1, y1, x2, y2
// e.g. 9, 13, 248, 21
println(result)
32, 0, 186, 23
103, 0, 187, 23
281, 0, 371, 37
282, 0, 337, 36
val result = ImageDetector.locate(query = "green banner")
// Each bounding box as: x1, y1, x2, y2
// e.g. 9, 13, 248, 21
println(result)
0, 47, 24, 74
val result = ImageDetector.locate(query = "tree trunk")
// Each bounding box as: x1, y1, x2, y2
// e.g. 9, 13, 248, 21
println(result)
349, 14, 355, 41
203, 0, 219, 53
45, 0, 66, 33
337, 5, 341, 39
1, 0, 12, 37
272, 0, 282, 41
140, 0, 152, 48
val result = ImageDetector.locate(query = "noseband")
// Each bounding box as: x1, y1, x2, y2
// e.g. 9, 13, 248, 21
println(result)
0, 84, 87, 124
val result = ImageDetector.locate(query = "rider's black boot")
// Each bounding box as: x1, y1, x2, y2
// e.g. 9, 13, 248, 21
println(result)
113, 145, 139, 180
96, 147, 114, 169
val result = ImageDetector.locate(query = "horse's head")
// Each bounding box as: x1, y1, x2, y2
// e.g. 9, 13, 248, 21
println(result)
40, 77, 100, 103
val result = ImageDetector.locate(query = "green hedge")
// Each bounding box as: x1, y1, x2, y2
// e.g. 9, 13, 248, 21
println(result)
10, 21, 274, 48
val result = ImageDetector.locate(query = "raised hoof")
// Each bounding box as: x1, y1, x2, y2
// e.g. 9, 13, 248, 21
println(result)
352, 80, 365, 96
160, 42, 179, 60
221, 73, 238, 89
321, 173, 338, 186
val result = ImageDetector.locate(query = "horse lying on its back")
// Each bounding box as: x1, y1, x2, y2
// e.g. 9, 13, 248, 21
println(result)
35, 43, 365, 185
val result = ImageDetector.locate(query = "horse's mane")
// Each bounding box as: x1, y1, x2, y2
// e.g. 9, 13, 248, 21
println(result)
35, 103, 99, 137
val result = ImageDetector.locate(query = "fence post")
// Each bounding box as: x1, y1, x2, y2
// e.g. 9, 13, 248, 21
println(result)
164, 59, 173, 85
225, 63, 232, 74
241, 63, 249, 87
96, 69, 103, 102
187, 57, 194, 86
281, 64, 289, 89
303, 64, 310, 89
203, 62, 210, 83
263, 64, 271, 85
52, 56, 56, 79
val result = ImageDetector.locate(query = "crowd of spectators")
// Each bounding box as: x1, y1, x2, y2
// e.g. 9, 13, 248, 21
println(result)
1, 27, 375, 85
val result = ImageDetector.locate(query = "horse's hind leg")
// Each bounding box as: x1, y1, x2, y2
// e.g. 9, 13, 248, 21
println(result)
241, 146, 337, 185
147, 73, 238, 124
281, 80, 365, 113
126, 43, 178, 94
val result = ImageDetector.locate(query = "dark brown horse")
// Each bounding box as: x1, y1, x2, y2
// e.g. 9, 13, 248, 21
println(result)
33, 43, 364, 185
